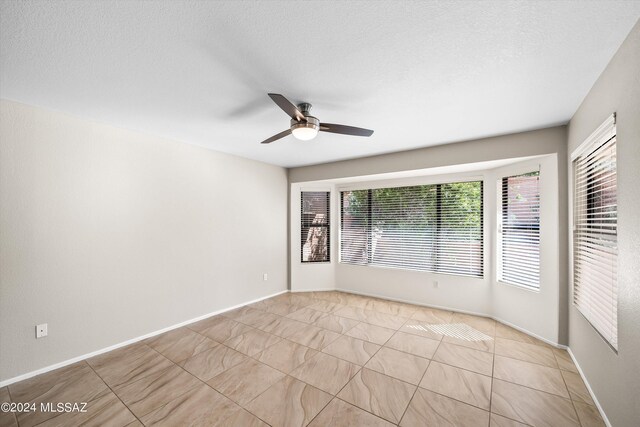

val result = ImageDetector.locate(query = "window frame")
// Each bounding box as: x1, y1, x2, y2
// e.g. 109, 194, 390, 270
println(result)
300, 191, 331, 264
338, 177, 484, 278
570, 113, 618, 352
497, 169, 541, 291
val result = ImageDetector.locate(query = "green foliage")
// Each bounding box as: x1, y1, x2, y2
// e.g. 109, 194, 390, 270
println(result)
441, 182, 482, 229
342, 181, 482, 233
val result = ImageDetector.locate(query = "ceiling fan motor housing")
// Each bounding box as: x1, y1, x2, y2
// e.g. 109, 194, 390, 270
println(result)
290, 115, 319, 133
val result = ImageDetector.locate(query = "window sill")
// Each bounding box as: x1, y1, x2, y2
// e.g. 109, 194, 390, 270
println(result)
497, 280, 540, 293
338, 261, 484, 280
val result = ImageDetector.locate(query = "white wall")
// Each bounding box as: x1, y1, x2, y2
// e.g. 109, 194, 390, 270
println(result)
566, 21, 640, 427
290, 155, 560, 343
289, 126, 567, 344
0, 100, 288, 382
290, 183, 337, 292
333, 171, 492, 316
491, 157, 560, 344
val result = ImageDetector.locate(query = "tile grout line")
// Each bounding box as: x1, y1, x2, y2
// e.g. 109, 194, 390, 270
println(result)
491, 376, 581, 402
142, 343, 264, 426
3, 386, 19, 427
489, 349, 495, 420
83, 359, 146, 427
570, 400, 586, 427
423, 346, 494, 378
492, 355, 577, 400
306, 292, 581, 424
490, 412, 535, 427
409, 312, 495, 417
145, 330, 222, 369
397, 320, 446, 426
138, 330, 283, 422
247, 297, 414, 425
555, 358, 584, 426
494, 353, 568, 374
232, 297, 505, 422
328, 315, 422, 425
185, 297, 347, 425
384, 314, 576, 419
226, 294, 353, 425
326, 295, 494, 417
313, 322, 388, 423
242, 373, 330, 427
377, 338, 515, 425
27, 361, 134, 427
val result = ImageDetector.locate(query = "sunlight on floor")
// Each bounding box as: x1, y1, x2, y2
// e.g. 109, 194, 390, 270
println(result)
407, 323, 493, 342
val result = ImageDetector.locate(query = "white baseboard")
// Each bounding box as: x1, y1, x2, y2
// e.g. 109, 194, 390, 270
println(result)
491, 315, 566, 349
0, 289, 288, 388
567, 348, 611, 427
336, 287, 490, 318
336, 287, 566, 348
290, 287, 336, 293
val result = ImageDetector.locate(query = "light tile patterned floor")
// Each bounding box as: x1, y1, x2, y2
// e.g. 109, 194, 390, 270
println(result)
0, 291, 606, 426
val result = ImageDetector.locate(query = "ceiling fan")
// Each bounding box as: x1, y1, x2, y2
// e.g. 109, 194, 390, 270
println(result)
260, 93, 374, 144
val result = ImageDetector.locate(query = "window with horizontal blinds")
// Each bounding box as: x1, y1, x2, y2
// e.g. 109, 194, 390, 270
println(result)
340, 181, 483, 277
572, 114, 617, 350
499, 171, 541, 289
301, 191, 330, 263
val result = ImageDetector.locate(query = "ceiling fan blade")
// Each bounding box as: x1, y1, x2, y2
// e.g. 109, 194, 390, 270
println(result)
260, 129, 291, 144
320, 123, 374, 137
268, 93, 305, 122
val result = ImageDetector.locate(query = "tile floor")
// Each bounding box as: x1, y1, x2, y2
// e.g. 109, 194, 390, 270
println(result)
0, 291, 606, 427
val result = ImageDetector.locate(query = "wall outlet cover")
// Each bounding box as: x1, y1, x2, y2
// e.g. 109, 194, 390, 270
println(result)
36, 323, 48, 339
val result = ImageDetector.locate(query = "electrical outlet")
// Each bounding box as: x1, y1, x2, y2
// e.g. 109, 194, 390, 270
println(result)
263, 273, 268, 281
36, 323, 48, 339
433, 280, 439, 288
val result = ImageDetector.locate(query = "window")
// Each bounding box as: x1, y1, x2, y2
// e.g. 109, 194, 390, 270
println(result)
572, 114, 617, 350
301, 191, 330, 262
340, 181, 483, 277
499, 171, 541, 289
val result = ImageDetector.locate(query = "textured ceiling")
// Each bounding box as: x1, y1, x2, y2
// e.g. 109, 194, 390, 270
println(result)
1, 1, 639, 167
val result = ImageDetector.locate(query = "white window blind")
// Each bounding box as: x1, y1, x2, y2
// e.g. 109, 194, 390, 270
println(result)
499, 171, 540, 289
572, 114, 617, 350
301, 191, 330, 263
340, 181, 483, 277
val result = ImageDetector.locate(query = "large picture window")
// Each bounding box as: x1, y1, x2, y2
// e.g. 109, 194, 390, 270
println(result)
573, 114, 617, 350
301, 191, 330, 263
499, 171, 541, 290
340, 181, 483, 277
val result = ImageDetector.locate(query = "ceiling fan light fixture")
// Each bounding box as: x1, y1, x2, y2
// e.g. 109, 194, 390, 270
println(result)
291, 126, 318, 141
291, 116, 320, 141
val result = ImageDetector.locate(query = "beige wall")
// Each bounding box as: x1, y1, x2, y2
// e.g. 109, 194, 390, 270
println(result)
567, 21, 640, 427
0, 100, 288, 382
